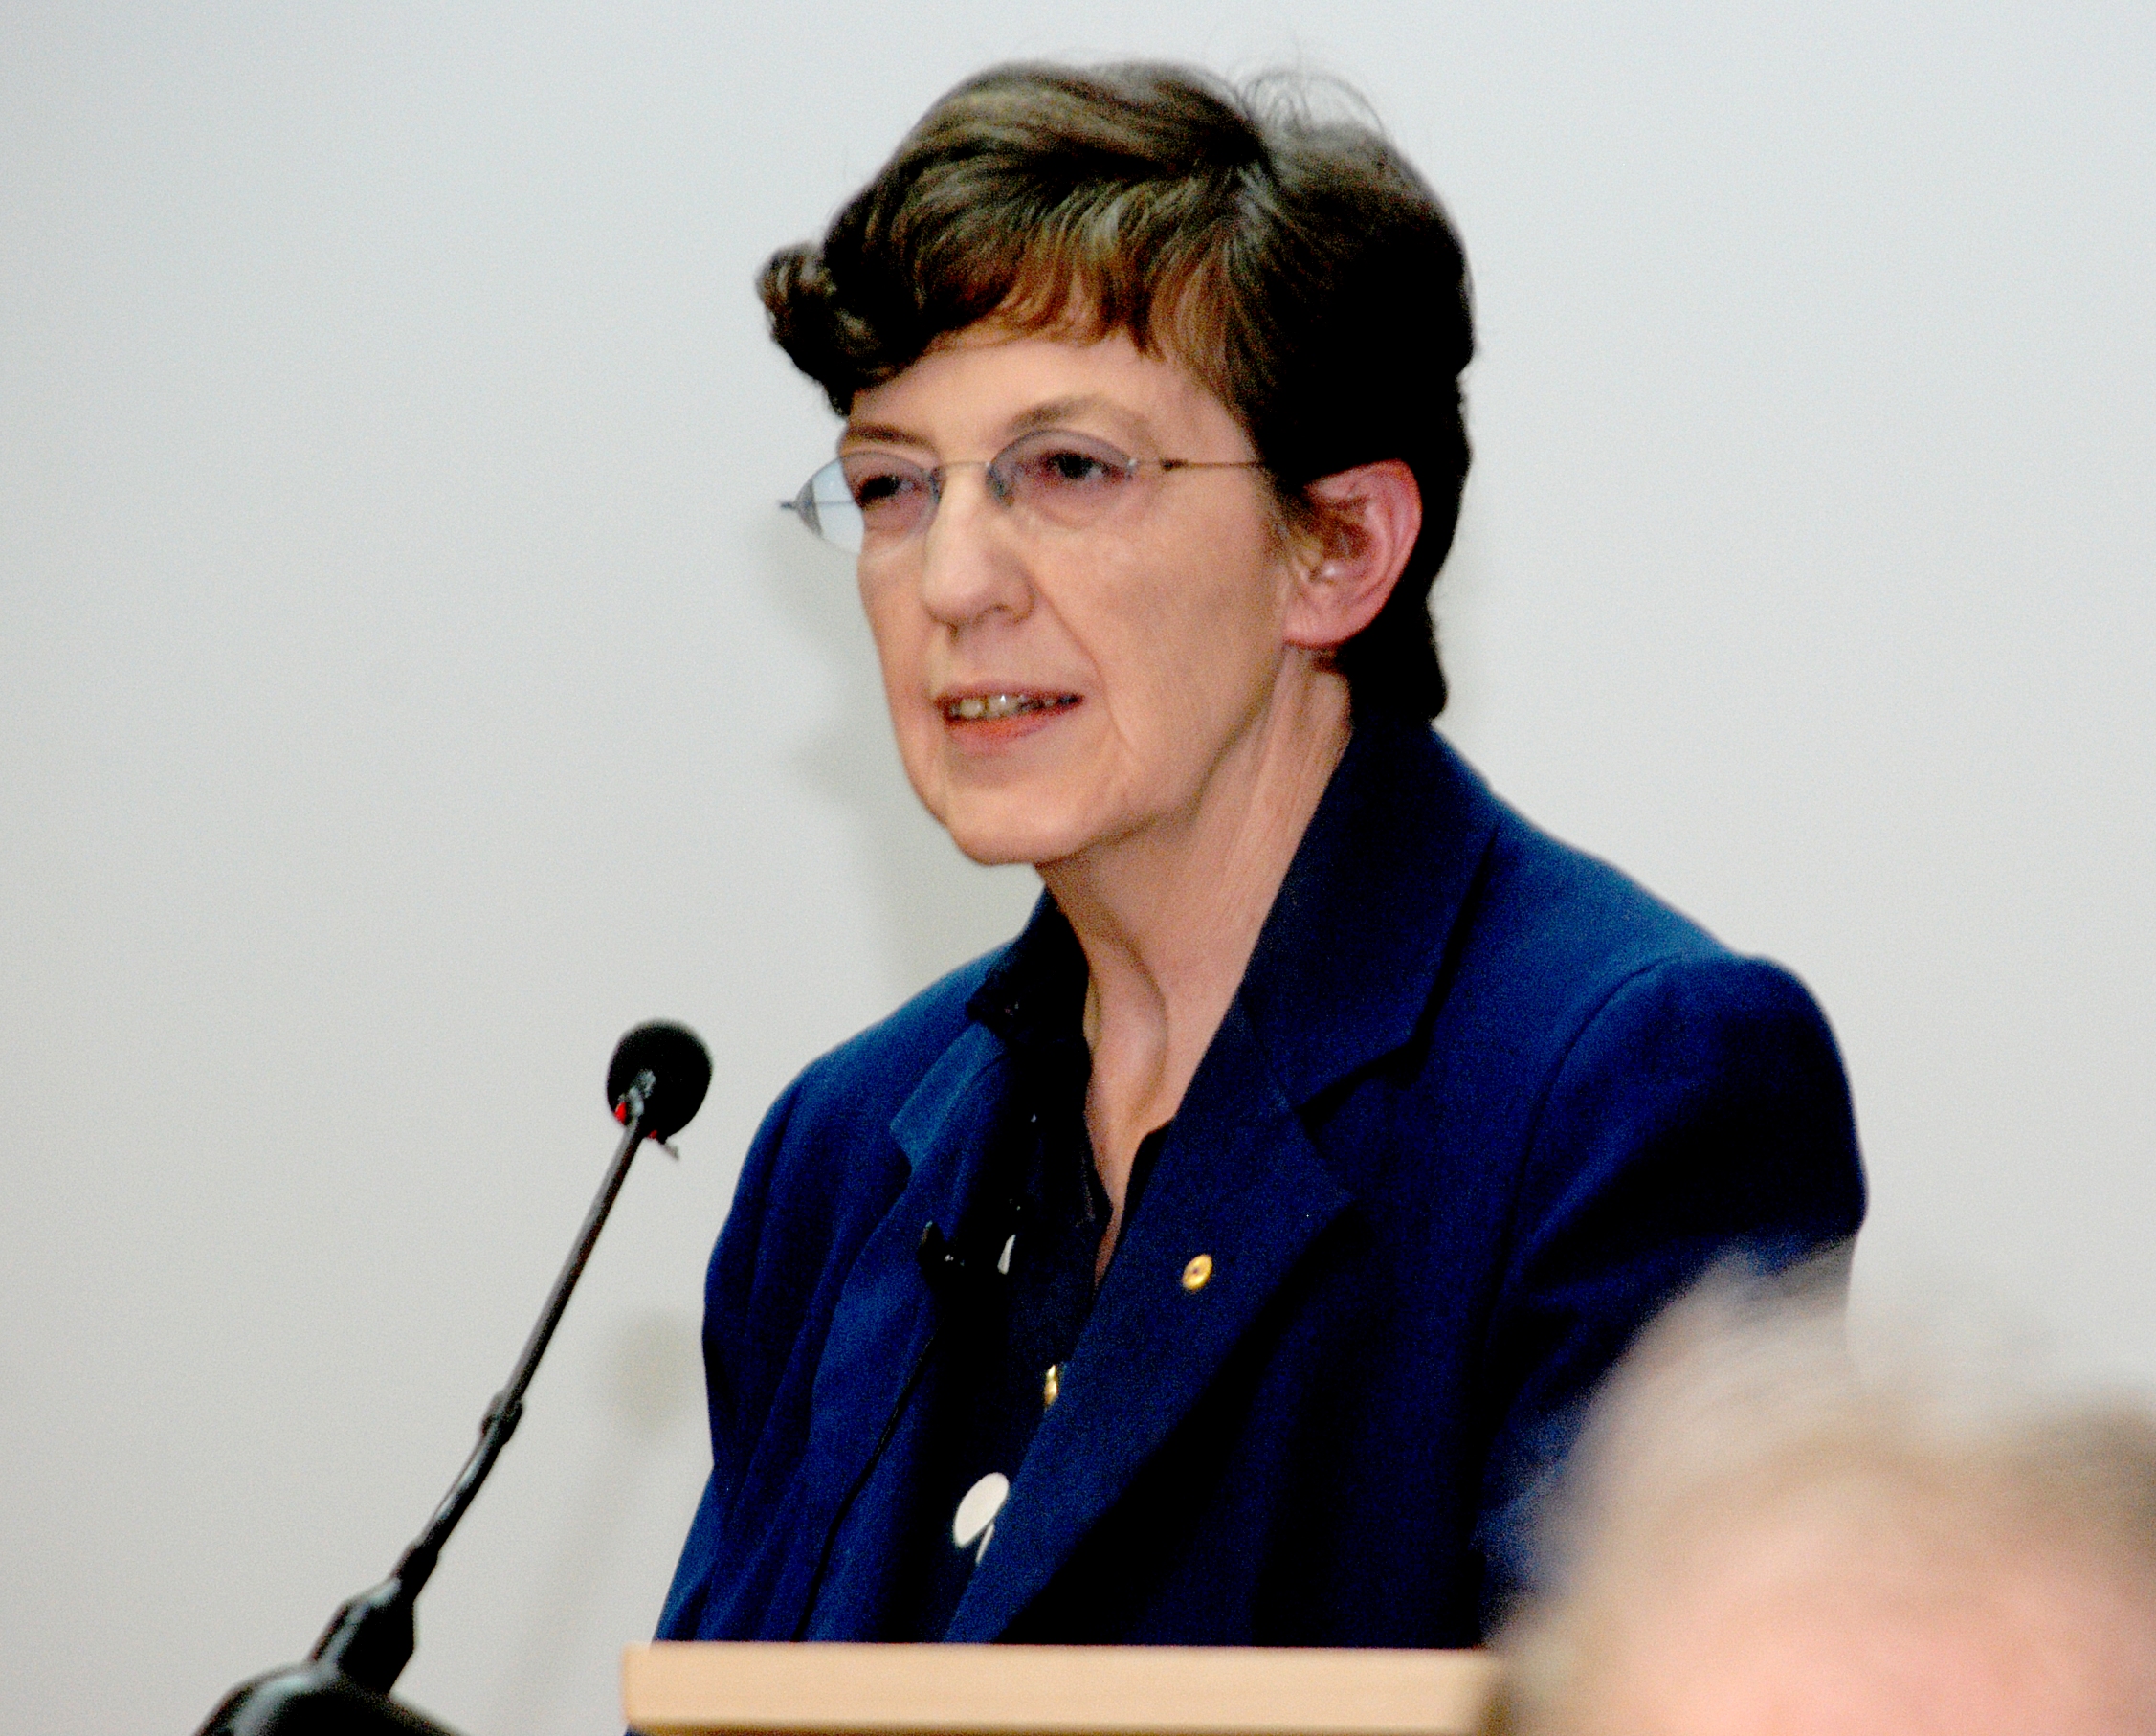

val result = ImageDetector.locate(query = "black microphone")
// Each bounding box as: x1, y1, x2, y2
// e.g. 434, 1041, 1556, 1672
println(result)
608, 1019, 711, 1143
193, 1020, 714, 1736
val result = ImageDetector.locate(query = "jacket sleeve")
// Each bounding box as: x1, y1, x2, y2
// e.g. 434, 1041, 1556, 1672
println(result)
1469, 950, 1865, 1614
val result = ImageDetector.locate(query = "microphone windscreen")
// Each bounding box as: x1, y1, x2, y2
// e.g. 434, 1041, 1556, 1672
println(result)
607, 1021, 713, 1142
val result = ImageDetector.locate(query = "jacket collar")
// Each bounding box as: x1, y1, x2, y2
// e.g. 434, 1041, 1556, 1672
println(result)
811, 718, 1500, 1639
957, 712, 1500, 1122
1236, 711, 1500, 1110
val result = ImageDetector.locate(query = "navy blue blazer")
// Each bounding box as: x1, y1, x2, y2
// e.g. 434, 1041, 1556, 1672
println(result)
656, 717, 1863, 1647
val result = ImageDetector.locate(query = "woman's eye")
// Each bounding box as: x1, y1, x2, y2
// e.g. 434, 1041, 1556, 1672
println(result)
1046, 450, 1112, 483
848, 467, 924, 512
1016, 446, 1126, 494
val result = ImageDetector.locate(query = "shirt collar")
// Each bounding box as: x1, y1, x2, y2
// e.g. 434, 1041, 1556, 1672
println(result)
967, 893, 1089, 1055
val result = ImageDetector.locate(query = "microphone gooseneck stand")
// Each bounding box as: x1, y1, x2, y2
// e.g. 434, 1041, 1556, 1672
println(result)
195, 1021, 712, 1736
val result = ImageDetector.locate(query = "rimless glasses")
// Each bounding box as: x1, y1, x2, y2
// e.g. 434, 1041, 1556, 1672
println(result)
783, 428, 1264, 555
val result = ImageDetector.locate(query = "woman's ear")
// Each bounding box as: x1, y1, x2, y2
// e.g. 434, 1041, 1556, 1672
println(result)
1281, 459, 1423, 651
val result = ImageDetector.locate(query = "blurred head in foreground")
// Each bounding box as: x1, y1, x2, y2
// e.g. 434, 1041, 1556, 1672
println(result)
1497, 1275, 2156, 1736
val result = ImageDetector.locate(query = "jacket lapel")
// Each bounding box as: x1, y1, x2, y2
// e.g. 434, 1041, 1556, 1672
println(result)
771, 1022, 1010, 1637
945, 997, 1352, 1641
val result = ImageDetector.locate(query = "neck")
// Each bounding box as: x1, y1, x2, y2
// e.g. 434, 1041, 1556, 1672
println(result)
1038, 662, 1351, 1266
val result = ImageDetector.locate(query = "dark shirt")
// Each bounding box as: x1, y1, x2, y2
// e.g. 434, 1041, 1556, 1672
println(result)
880, 904, 1165, 1639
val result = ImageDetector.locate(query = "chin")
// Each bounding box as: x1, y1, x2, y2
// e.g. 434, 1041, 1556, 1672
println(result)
928, 787, 1096, 871
939, 813, 1073, 870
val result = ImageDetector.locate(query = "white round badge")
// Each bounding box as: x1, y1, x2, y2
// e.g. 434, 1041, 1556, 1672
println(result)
953, 1471, 1010, 1562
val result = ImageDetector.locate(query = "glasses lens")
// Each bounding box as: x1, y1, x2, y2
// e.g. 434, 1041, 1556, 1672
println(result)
789, 459, 865, 553
839, 451, 939, 547
992, 432, 1142, 526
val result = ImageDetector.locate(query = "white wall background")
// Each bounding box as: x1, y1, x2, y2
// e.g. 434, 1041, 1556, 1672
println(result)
3, 3, 2150, 1731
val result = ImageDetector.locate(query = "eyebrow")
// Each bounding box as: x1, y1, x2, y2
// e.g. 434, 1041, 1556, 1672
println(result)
839, 394, 1141, 453
1007, 395, 1119, 435
838, 419, 921, 451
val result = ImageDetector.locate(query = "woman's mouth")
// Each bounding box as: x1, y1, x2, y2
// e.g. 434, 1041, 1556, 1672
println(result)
938, 692, 1081, 723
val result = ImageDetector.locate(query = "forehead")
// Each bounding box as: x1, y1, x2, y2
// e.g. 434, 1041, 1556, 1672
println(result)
842, 324, 1239, 455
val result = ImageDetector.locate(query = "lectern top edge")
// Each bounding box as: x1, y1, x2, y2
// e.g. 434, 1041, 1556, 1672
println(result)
622, 1641, 1501, 1736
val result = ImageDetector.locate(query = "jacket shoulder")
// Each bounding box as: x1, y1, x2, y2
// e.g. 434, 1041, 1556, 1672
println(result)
1476, 797, 1728, 974
715, 943, 1010, 1292
1422, 772, 1859, 1222
782, 945, 1003, 1134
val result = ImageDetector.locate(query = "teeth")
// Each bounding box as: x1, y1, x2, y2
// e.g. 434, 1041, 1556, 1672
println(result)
946, 693, 1073, 722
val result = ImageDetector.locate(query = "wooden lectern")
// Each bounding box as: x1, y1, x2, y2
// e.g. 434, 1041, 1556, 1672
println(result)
622, 1643, 1500, 1736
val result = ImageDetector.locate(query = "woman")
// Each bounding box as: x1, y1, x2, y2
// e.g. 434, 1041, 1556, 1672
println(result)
656, 62, 1863, 1648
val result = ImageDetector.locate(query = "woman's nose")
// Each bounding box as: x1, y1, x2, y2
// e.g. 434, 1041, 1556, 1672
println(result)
915, 469, 1032, 627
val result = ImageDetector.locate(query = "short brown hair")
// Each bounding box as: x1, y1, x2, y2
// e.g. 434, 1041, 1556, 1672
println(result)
759, 61, 1475, 719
